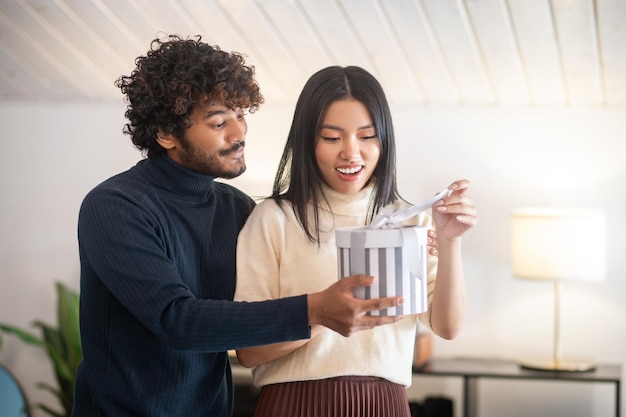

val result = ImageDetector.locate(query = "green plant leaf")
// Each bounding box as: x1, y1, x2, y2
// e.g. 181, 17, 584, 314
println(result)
0, 324, 44, 348
37, 401, 64, 417
34, 321, 74, 384
36, 381, 61, 397
56, 283, 82, 372
0, 281, 82, 417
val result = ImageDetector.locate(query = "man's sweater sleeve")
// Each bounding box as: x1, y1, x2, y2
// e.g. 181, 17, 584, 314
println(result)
78, 186, 310, 352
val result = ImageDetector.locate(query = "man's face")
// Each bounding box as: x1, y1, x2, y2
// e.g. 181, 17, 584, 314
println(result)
160, 103, 248, 178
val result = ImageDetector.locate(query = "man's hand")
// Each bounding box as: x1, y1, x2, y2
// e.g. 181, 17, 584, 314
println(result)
307, 274, 404, 337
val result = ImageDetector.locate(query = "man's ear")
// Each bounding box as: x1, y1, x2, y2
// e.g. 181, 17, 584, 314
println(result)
156, 130, 177, 150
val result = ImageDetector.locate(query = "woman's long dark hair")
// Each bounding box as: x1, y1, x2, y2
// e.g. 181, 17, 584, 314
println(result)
272, 66, 400, 243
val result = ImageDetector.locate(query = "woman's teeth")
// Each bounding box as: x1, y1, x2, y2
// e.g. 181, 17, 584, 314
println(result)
336, 166, 363, 175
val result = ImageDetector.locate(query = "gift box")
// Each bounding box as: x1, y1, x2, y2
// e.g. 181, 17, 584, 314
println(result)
335, 225, 428, 316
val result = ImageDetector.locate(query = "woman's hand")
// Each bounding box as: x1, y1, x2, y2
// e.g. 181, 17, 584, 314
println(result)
428, 179, 475, 340
431, 179, 478, 241
428, 228, 439, 256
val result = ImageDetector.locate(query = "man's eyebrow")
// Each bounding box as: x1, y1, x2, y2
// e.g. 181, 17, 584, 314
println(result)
204, 109, 228, 118
203, 107, 244, 119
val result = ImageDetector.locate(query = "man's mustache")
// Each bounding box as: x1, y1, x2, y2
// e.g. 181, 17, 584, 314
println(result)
220, 141, 245, 156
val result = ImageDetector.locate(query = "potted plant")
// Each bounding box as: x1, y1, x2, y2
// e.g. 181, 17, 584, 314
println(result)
0, 281, 82, 417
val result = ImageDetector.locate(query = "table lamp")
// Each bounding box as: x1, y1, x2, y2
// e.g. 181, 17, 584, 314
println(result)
510, 207, 606, 372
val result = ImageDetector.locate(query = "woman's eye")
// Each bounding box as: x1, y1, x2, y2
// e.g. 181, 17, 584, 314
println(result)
361, 135, 378, 140
321, 136, 340, 142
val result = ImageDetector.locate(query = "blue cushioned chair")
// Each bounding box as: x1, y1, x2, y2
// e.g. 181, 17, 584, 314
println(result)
0, 363, 30, 417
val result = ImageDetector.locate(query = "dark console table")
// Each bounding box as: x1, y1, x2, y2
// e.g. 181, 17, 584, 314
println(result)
413, 357, 622, 417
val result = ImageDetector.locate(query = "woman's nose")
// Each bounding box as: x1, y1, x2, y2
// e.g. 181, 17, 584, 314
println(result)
340, 137, 360, 161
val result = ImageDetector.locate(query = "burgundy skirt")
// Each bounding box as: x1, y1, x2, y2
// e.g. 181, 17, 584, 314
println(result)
253, 376, 411, 417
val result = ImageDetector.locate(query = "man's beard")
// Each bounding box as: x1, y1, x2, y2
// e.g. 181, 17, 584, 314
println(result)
178, 140, 247, 178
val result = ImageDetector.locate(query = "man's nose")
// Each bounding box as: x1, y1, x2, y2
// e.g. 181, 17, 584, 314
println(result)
227, 119, 247, 142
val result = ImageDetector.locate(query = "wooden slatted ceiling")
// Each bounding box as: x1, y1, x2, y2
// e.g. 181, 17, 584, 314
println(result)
0, 0, 623, 106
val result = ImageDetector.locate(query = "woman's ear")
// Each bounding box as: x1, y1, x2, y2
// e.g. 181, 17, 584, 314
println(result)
156, 130, 177, 150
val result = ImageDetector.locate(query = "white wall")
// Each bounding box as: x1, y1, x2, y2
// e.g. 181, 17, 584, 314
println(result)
1, 101, 624, 417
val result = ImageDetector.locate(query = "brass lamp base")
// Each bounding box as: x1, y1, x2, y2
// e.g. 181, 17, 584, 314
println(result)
520, 359, 596, 373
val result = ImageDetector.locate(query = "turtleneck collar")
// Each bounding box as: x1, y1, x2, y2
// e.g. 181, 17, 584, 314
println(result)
141, 155, 216, 203
317, 181, 375, 218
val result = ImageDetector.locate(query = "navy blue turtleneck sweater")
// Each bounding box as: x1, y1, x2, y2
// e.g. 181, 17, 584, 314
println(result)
73, 155, 309, 417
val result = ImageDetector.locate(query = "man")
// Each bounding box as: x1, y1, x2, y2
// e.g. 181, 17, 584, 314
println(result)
72, 35, 402, 417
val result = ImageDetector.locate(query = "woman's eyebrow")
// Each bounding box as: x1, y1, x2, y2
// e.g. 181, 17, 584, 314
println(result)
320, 123, 374, 131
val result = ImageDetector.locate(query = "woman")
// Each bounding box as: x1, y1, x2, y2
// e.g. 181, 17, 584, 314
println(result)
234, 66, 477, 417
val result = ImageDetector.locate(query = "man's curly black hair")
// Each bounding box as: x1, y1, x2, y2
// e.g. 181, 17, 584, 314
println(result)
115, 34, 264, 157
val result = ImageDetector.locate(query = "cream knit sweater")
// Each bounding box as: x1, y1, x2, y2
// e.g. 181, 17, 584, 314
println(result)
234, 184, 437, 387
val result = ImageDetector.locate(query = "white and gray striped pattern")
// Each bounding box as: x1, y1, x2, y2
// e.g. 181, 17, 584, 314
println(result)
336, 226, 428, 316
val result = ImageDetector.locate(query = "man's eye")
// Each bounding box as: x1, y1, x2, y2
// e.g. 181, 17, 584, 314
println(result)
208, 118, 226, 128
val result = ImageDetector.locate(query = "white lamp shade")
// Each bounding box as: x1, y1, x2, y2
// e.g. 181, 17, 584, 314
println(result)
511, 208, 606, 282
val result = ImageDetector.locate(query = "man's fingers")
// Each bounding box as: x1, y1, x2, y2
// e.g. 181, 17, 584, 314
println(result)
315, 275, 406, 337
359, 296, 404, 313
339, 275, 404, 314
340, 274, 375, 288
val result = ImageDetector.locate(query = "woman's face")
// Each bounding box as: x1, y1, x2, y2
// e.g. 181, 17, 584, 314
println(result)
314, 99, 381, 195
